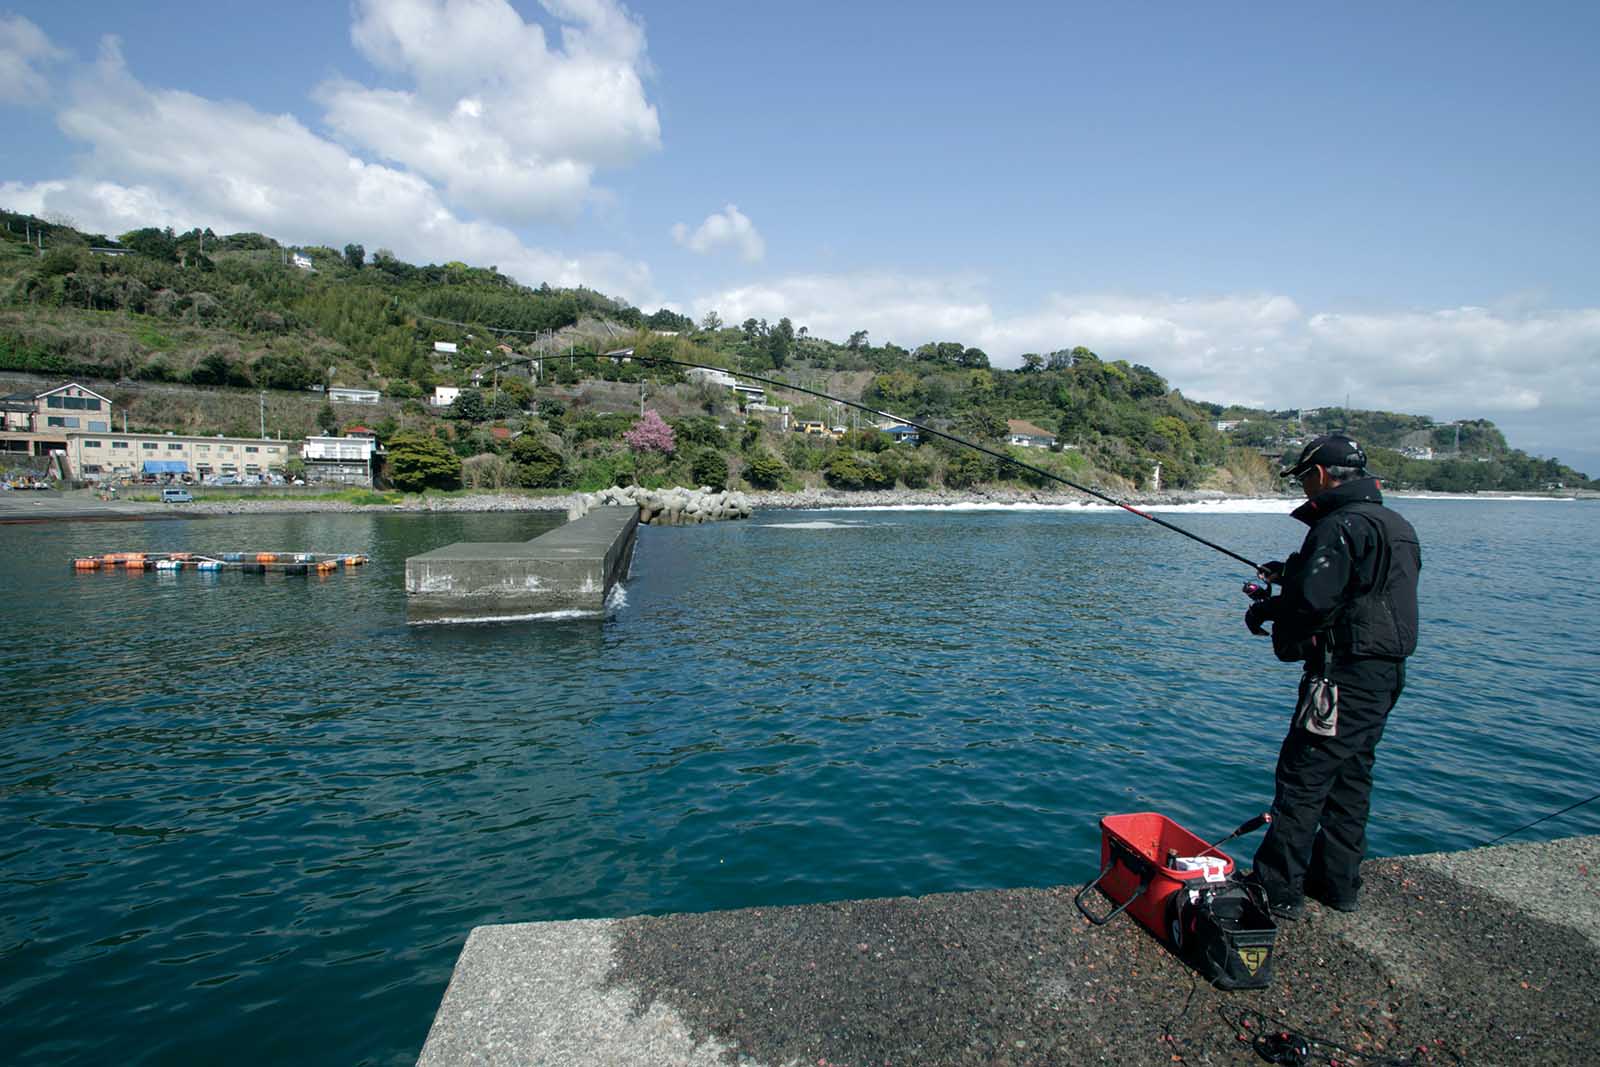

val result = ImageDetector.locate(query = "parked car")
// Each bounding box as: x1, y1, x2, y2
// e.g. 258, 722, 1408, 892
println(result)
161, 487, 193, 504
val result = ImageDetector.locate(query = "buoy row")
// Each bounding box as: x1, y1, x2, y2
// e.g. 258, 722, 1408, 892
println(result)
73, 552, 369, 575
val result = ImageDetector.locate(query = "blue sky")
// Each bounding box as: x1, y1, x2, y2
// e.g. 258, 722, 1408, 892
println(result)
4, 2, 1598, 472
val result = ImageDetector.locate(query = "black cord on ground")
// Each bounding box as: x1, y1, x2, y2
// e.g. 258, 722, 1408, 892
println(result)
1157, 969, 1201, 1061
1217, 1007, 1464, 1066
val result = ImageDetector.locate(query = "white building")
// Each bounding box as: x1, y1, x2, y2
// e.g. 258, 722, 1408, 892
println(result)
433, 386, 462, 407
291, 253, 314, 271
1006, 419, 1057, 449
302, 434, 381, 487
687, 367, 737, 388
434, 341, 458, 354
327, 387, 381, 404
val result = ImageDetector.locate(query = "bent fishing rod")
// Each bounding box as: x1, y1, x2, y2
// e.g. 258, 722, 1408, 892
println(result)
402, 306, 1259, 569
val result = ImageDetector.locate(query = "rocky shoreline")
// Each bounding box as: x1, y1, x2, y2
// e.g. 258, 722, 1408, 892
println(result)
172, 484, 1283, 517
17, 483, 1580, 522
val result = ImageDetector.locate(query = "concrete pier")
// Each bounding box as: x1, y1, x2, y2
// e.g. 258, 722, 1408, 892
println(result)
405, 507, 639, 623
418, 834, 1600, 1065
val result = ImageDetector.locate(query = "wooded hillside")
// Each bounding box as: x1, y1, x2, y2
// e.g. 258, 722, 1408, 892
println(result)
3, 210, 1590, 492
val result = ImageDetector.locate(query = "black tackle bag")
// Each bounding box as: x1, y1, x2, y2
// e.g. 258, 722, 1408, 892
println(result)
1168, 877, 1278, 990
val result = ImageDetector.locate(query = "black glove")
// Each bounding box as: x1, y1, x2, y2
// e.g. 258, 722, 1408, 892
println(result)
1256, 560, 1285, 584
1245, 599, 1276, 636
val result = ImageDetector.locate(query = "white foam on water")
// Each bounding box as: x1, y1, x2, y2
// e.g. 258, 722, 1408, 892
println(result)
759, 520, 883, 529
605, 583, 629, 613
1391, 493, 1577, 502
410, 608, 602, 625
808, 498, 1302, 515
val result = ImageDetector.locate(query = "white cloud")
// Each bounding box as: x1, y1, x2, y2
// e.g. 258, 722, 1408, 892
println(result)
671, 204, 765, 263
317, 0, 659, 221
691, 273, 1600, 466
5, 31, 660, 307
0, 13, 65, 103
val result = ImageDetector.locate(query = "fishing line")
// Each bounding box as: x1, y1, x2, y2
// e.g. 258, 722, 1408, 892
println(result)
1476, 789, 1600, 849
407, 307, 1263, 571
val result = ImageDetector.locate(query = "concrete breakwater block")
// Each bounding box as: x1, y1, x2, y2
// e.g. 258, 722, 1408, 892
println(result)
569, 485, 753, 526
405, 507, 638, 623
418, 835, 1600, 1066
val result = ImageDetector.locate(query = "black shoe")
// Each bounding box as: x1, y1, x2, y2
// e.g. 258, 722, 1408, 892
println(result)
1268, 897, 1304, 921
1305, 879, 1359, 913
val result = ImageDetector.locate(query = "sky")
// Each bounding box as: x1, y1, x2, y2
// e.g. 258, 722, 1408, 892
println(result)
3, 1, 1598, 473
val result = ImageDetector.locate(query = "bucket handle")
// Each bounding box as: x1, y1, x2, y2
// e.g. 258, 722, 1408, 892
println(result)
1074, 846, 1155, 926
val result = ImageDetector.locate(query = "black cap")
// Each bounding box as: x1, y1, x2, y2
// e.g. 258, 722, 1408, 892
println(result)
1281, 433, 1368, 478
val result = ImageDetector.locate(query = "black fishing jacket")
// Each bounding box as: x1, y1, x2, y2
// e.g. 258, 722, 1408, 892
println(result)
1267, 478, 1421, 667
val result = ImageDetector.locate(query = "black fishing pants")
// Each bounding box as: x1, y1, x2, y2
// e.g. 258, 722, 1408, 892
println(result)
1251, 659, 1406, 906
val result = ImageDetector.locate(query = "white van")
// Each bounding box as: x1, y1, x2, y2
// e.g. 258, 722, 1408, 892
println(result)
161, 487, 193, 504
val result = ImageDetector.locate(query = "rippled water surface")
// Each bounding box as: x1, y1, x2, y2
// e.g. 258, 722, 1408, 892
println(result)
3, 500, 1597, 1064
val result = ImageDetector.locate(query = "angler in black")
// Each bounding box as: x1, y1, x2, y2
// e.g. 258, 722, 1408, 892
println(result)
1243, 434, 1421, 919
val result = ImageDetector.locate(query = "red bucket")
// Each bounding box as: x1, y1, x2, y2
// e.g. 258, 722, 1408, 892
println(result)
1074, 812, 1235, 942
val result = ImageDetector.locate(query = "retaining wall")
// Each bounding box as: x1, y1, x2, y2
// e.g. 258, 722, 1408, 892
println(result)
404, 507, 638, 623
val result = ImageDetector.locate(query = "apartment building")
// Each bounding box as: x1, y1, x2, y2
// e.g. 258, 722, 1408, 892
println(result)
67, 432, 292, 481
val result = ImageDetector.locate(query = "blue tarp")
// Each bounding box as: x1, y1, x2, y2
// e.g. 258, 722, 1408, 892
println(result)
142, 460, 189, 473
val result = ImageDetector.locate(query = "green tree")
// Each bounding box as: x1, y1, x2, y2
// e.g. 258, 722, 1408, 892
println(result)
691, 447, 729, 488
342, 243, 365, 270
317, 402, 339, 434
822, 450, 876, 490
957, 408, 1008, 442
118, 227, 178, 262
450, 389, 490, 422
190, 351, 237, 386
899, 454, 933, 488
767, 316, 795, 369
386, 432, 462, 491
252, 351, 317, 390
488, 392, 521, 419
510, 434, 569, 488
943, 452, 992, 488
744, 448, 787, 488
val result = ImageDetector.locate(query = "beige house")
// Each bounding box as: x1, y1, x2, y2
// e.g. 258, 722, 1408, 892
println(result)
67, 432, 292, 481
1, 382, 115, 460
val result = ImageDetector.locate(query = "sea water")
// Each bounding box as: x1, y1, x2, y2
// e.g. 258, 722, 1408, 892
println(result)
1, 499, 1596, 1064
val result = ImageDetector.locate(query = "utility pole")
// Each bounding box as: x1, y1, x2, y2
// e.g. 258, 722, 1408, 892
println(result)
260, 392, 266, 439
639, 379, 646, 416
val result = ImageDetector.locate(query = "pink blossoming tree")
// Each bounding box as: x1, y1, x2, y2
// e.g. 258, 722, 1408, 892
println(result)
624, 409, 676, 454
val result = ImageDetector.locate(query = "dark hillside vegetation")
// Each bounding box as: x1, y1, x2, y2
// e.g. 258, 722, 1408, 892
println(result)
1, 208, 1590, 492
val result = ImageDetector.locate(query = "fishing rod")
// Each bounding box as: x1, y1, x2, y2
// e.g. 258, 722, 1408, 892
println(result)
402, 306, 1260, 568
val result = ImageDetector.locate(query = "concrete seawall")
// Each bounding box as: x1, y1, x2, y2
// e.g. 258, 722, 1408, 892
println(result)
405, 507, 639, 623
418, 834, 1600, 1065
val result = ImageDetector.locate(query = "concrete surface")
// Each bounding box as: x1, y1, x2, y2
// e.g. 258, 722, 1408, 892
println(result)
405, 507, 638, 622
419, 835, 1600, 1066
0, 489, 170, 522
